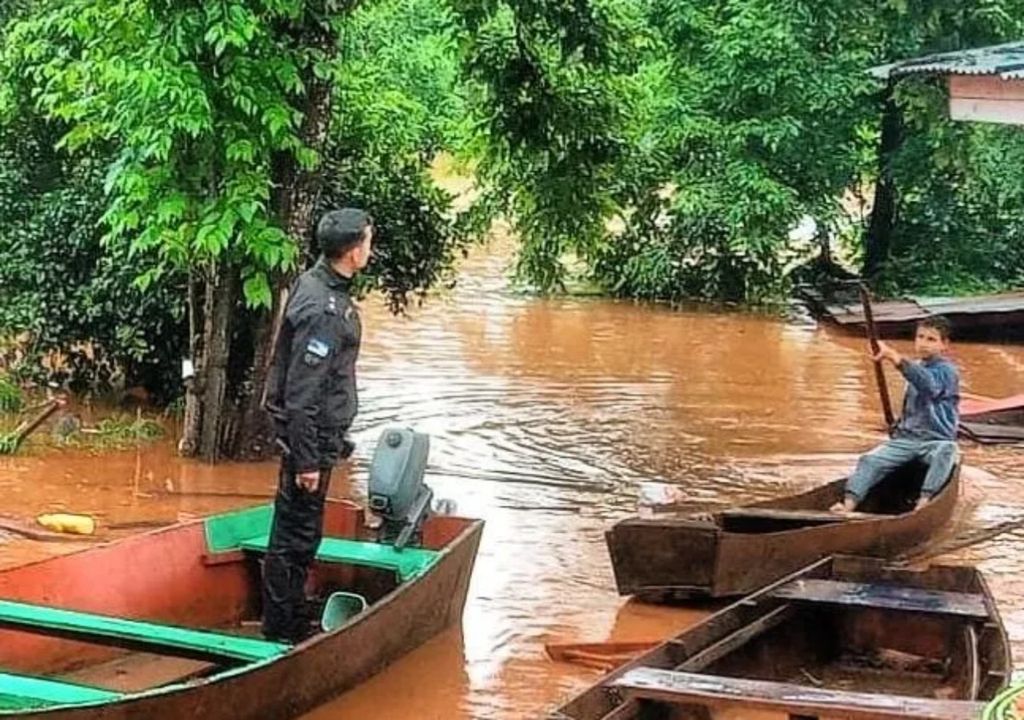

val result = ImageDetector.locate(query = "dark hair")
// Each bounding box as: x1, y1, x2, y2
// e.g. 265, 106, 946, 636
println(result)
316, 208, 372, 260
918, 315, 952, 341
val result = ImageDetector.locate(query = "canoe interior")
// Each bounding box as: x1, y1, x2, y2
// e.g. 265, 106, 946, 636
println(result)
553, 556, 1011, 720
738, 459, 933, 529
607, 460, 957, 599
0, 500, 475, 714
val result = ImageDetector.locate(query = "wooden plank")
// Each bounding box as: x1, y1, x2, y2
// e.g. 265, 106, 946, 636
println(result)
950, 97, 1024, 126
950, 75, 1024, 102
720, 508, 872, 523
0, 599, 288, 664
769, 579, 988, 618
611, 668, 985, 720
676, 604, 795, 671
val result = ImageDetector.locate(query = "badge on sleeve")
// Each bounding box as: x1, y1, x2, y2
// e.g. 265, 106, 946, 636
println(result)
303, 338, 331, 366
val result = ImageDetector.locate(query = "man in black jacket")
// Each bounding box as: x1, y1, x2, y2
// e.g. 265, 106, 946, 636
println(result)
261, 208, 373, 642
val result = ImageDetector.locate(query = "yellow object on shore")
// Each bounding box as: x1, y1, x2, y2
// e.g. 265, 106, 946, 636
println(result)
36, 513, 96, 536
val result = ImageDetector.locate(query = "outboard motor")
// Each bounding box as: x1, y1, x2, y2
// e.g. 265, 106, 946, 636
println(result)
367, 427, 433, 549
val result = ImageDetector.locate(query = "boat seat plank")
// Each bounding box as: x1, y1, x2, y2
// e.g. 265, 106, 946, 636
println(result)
769, 579, 989, 618
0, 671, 121, 711
720, 508, 876, 523
611, 668, 984, 720
0, 600, 288, 664
239, 535, 439, 582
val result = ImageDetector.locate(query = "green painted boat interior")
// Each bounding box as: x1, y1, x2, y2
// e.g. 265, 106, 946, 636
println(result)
0, 672, 121, 711
0, 600, 289, 663
205, 504, 441, 581
203, 504, 276, 554
0, 503, 443, 712
239, 535, 438, 582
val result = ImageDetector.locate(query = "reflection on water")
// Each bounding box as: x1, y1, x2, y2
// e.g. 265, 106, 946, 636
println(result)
1, 235, 1023, 718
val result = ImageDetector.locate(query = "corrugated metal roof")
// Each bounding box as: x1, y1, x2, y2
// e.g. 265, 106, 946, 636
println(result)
869, 42, 1024, 81
823, 290, 1024, 326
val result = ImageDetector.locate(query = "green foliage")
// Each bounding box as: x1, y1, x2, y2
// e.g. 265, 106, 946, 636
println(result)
451, 0, 662, 291
0, 119, 187, 397
2, 0, 317, 308
4, 0, 1024, 416
624, 1, 876, 302
92, 414, 164, 443
0, 433, 18, 455
455, 0, 1024, 303
0, 375, 23, 414
1, 0, 471, 404
325, 0, 471, 309
874, 120, 1024, 295
319, 148, 468, 311
343, 0, 466, 157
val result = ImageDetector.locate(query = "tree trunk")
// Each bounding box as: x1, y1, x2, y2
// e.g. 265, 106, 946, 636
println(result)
198, 262, 237, 461
862, 82, 902, 280
230, 288, 283, 459
227, 20, 339, 461
178, 270, 203, 456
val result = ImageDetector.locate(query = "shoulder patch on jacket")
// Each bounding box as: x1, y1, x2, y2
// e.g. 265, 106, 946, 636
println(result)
306, 338, 330, 358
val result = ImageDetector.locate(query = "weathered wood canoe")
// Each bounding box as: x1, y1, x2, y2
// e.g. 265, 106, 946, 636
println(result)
0, 500, 482, 719
607, 461, 960, 601
551, 555, 1011, 720
960, 394, 1024, 445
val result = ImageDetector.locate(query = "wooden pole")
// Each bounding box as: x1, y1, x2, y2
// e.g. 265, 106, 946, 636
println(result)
0, 399, 63, 455
859, 283, 895, 430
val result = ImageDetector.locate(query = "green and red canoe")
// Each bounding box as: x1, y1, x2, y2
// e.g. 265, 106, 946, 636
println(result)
0, 500, 482, 719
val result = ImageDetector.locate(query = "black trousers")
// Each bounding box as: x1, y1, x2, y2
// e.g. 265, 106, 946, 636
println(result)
261, 458, 332, 642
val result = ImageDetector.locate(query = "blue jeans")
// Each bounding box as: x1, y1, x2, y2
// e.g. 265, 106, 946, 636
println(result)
845, 438, 958, 503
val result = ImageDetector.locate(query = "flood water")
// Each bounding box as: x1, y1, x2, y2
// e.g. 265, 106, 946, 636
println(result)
2, 233, 1024, 719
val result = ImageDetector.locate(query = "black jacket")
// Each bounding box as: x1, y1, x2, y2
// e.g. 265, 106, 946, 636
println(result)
265, 258, 361, 472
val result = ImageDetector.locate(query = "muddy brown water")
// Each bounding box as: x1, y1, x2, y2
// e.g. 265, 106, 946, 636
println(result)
2, 236, 1023, 719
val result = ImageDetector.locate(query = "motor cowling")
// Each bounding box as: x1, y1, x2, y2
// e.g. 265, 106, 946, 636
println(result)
367, 427, 433, 549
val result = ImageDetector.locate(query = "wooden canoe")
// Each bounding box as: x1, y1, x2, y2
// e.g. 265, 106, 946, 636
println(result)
607, 460, 960, 601
550, 555, 1011, 720
0, 500, 483, 719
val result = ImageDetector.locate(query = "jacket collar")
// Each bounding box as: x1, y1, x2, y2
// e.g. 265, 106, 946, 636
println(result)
313, 257, 352, 290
